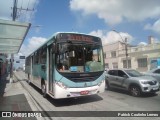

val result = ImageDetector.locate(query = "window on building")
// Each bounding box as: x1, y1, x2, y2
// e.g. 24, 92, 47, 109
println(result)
123, 60, 131, 68
105, 63, 109, 70
111, 51, 116, 58
137, 58, 147, 68
112, 62, 118, 69
104, 52, 106, 58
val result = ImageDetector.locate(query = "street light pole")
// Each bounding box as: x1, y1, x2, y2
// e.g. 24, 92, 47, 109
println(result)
112, 30, 128, 68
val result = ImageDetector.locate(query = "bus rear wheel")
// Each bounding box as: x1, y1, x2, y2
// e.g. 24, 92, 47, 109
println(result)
41, 83, 47, 98
27, 74, 31, 85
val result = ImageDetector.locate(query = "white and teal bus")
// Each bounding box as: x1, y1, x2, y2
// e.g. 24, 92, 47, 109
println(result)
25, 32, 105, 99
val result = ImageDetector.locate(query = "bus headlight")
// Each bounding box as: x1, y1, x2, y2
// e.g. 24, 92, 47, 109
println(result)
56, 81, 68, 89
98, 80, 105, 86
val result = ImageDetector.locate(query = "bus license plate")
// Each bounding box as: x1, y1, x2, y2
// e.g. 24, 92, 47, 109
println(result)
80, 91, 89, 95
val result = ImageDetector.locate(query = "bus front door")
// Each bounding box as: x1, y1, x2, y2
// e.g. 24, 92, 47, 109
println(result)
49, 47, 55, 95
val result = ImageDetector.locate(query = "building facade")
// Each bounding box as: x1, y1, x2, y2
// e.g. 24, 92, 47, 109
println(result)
103, 37, 160, 72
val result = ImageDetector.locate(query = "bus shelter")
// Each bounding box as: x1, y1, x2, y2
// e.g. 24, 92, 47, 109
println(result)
0, 19, 31, 53
0, 19, 31, 80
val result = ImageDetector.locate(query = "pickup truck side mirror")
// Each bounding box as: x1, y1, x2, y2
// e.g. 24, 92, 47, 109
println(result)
123, 75, 128, 78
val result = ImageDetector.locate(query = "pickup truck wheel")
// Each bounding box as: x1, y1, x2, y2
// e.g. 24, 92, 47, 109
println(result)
130, 86, 141, 97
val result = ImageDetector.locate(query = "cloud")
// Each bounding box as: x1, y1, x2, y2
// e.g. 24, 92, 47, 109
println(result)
144, 19, 160, 34
138, 42, 147, 46
89, 30, 133, 45
14, 53, 25, 69
0, 0, 39, 22
70, 0, 160, 25
19, 37, 47, 56
13, 37, 47, 69
0, 0, 12, 20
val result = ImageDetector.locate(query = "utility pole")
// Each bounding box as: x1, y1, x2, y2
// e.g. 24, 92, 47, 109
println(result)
112, 30, 129, 68
12, 0, 18, 21
9, 0, 34, 83
10, 0, 18, 82
11, 0, 34, 21
125, 38, 128, 69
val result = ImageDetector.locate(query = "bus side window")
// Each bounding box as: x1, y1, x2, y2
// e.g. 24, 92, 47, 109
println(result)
33, 52, 38, 64
40, 47, 47, 64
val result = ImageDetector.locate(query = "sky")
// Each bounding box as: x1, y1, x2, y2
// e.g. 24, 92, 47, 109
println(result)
1, 0, 160, 68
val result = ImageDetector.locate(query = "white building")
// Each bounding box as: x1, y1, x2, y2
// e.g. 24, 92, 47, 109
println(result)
103, 36, 160, 72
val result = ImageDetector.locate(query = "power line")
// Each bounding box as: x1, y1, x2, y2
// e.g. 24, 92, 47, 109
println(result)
11, 0, 35, 21
29, 0, 38, 20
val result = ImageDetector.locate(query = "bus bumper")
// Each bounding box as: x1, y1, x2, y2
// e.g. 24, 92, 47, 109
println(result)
54, 80, 105, 99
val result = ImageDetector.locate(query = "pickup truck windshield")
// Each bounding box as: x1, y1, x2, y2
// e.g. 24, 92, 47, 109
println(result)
125, 70, 142, 77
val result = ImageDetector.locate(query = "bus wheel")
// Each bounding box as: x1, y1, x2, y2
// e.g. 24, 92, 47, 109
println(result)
28, 79, 31, 85
28, 74, 31, 85
41, 83, 47, 98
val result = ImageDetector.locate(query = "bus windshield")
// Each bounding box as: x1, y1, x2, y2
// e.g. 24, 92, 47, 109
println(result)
56, 43, 104, 73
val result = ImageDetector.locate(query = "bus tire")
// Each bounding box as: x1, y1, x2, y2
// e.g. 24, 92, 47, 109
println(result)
41, 80, 47, 98
28, 74, 31, 85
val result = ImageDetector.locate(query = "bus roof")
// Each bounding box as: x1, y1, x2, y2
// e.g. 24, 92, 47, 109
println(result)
26, 32, 101, 57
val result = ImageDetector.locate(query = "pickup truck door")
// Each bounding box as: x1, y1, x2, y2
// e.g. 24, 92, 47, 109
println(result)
106, 70, 117, 87
152, 69, 160, 83
114, 70, 128, 88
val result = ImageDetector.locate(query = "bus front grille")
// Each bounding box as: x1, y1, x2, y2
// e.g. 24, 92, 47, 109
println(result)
69, 76, 98, 82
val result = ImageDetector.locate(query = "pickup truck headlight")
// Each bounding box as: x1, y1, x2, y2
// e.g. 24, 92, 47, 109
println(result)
140, 80, 149, 84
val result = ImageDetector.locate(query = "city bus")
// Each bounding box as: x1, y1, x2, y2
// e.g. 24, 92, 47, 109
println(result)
25, 32, 105, 99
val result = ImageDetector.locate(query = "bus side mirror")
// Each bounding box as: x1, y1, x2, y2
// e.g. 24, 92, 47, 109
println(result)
52, 43, 56, 53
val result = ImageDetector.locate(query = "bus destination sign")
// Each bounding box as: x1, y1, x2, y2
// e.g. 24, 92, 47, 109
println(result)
68, 34, 93, 43
57, 33, 100, 43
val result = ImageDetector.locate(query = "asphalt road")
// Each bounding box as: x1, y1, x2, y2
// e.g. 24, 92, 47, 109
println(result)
14, 71, 160, 120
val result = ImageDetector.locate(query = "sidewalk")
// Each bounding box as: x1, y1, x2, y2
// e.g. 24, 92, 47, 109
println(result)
0, 74, 37, 120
